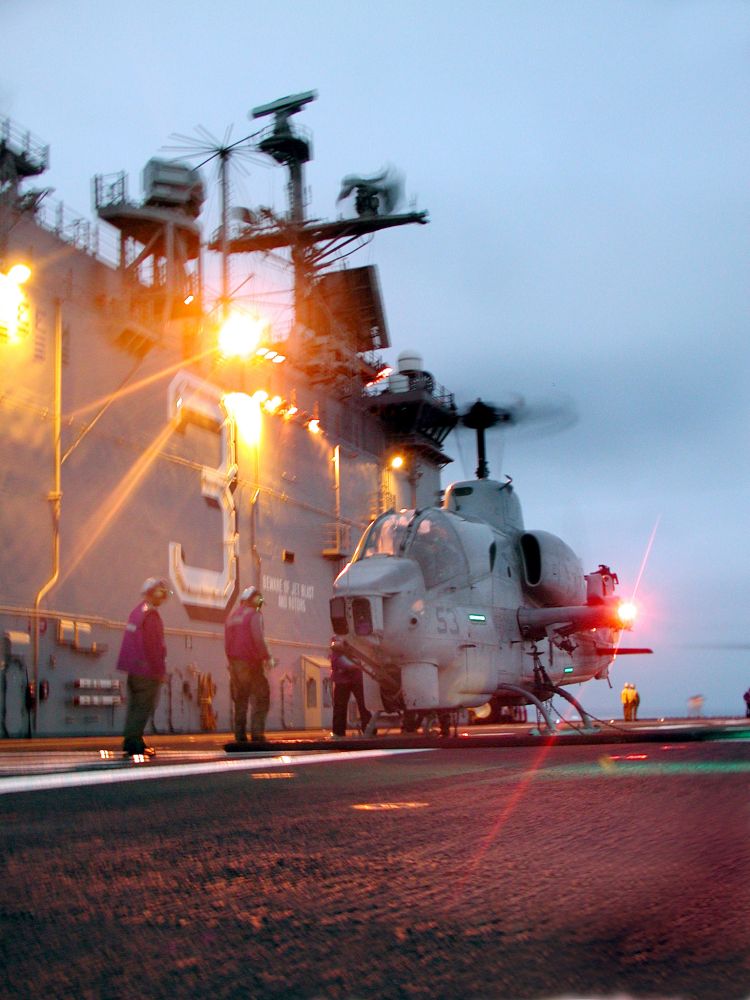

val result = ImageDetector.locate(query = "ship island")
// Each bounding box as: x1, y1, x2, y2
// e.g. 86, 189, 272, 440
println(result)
0, 90, 459, 738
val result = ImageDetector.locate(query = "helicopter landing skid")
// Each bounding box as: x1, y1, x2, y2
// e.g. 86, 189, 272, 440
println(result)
495, 683, 557, 734
525, 645, 599, 734
363, 711, 402, 736
363, 710, 456, 738
419, 711, 455, 738
549, 684, 598, 733
492, 683, 599, 735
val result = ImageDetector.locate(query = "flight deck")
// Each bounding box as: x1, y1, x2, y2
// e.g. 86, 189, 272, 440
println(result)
0, 717, 746, 789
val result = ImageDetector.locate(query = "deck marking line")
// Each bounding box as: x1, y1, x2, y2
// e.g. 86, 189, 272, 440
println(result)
0, 748, 435, 796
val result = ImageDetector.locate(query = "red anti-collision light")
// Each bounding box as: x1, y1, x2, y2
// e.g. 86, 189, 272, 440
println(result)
617, 601, 637, 625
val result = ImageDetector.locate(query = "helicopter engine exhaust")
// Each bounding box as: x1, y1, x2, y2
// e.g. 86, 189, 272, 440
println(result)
519, 531, 586, 607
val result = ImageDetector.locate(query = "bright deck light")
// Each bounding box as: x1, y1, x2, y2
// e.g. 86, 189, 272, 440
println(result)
223, 391, 262, 444
218, 312, 267, 358
7, 263, 31, 285
0, 266, 32, 343
263, 395, 283, 414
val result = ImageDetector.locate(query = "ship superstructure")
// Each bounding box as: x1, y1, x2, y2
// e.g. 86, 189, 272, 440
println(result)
0, 95, 456, 737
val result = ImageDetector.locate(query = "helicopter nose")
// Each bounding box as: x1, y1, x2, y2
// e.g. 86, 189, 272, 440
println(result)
332, 557, 422, 641
334, 556, 421, 597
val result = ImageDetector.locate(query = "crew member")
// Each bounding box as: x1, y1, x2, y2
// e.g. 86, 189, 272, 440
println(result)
117, 577, 170, 758
225, 586, 273, 743
329, 638, 372, 738
621, 682, 633, 721
631, 683, 641, 721
688, 693, 705, 717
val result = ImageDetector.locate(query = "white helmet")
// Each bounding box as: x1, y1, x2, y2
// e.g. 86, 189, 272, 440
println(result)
240, 586, 263, 606
141, 576, 171, 597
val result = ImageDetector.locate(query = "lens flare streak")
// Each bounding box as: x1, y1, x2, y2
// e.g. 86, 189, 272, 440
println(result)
454, 736, 561, 899
632, 515, 661, 600
64, 348, 217, 422
58, 420, 175, 586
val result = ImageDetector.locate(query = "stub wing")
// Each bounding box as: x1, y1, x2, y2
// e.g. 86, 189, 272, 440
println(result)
594, 647, 653, 655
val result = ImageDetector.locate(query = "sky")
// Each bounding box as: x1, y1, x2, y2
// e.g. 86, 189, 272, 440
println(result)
3, 0, 749, 717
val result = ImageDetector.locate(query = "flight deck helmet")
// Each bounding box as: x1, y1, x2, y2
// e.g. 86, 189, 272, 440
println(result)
141, 576, 171, 600
240, 586, 263, 607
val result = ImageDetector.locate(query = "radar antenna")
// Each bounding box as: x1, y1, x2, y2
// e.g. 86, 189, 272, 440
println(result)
163, 125, 262, 313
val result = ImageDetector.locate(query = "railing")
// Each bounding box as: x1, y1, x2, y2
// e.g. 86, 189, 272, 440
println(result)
0, 116, 119, 267
364, 368, 456, 410
92, 171, 129, 211
0, 117, 49, 173
254, 120, 313, 151
322, 521, 352, 558
30, 196, 121, 266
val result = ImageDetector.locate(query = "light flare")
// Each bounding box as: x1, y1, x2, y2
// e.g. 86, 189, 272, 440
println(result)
617, 601, 638, 625
632, 515, 661, 599
218, 311, 267, 358
262, 395, 283, 414
451, 700, 583, 906
64, 347, 217, 422
0, 269, 31, 343
612, 514, 660, 657
58, 419, 175, 586
7, 263, 31, 285
223, 391, 262, 445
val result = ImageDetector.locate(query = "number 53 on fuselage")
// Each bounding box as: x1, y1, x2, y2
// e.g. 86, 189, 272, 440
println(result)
330, 477, 649, 720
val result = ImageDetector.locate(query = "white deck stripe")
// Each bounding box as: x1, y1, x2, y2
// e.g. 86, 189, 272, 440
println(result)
0, 748, 434, 796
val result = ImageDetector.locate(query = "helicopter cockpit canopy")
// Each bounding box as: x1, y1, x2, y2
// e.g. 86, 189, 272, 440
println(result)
353, 509, 472, 590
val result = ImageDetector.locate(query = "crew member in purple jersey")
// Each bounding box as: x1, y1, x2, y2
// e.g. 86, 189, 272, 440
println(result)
117, 577, 170, 758
225, 586, 274, 743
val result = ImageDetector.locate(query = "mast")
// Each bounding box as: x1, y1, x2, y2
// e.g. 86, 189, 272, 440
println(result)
248, 91, 315, 336
216, 91, 456, 483
216, 91, 429, 351
219, 148, 230, 314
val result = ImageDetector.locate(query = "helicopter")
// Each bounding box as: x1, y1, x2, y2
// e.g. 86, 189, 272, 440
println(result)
329, 399, 652, 735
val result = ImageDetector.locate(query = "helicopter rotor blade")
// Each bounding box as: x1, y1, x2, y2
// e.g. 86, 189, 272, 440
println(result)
458, 394, 577, 434
680, 642, 750, 651
456, 394, 577, 478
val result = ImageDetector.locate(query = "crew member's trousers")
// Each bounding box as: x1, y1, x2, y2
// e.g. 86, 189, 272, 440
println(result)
229, 658, 270, 741
331, 675, 371, 736
122, 674, 162, 753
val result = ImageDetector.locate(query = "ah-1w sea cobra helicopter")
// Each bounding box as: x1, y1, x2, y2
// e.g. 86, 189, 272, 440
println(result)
330, 398, 652, 736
